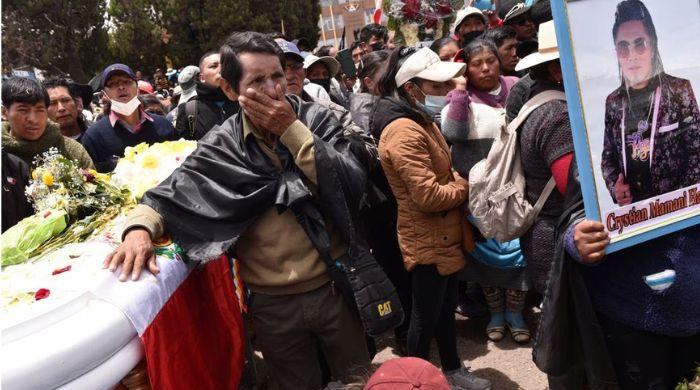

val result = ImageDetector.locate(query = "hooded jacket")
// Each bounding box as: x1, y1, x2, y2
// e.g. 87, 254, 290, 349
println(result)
175, 82, 239, 140
373, 97, 474, 276
2, 121, 94, 169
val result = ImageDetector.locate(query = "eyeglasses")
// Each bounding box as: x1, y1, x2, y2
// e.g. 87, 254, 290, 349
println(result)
615, 37, 649, 58
285, 62, 304, 71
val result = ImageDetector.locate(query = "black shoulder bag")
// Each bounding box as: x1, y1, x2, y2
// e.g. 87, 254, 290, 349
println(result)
291, 203, 404, 337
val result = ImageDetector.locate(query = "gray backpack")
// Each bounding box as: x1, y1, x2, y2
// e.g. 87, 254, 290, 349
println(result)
468, 90, 566, 242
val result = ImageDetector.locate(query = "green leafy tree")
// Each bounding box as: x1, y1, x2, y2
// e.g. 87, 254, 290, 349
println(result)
2, 0, 110, 82
107, 0, 170, 78
110, 0, 321, 72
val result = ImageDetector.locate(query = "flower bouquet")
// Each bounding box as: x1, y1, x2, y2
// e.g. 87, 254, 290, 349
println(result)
1, 149, 133, 266
111, 139, 197, 200
676, 366, 700, 390
384, 0, 462, 45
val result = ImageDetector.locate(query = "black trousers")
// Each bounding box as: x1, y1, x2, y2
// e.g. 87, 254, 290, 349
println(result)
407, 265, 461, 371
598, 312, 700, 390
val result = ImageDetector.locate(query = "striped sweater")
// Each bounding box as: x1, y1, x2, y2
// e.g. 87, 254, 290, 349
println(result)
441, 76, 519, 177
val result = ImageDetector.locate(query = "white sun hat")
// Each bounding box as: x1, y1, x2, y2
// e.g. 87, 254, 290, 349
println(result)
515, 20, 559, 72
303, 54, 340, 77
395, 47, 466, 87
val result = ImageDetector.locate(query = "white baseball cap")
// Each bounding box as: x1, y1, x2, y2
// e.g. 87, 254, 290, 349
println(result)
303, 54, 340, 77
395, 47, 466, 87
452, 7, 488, 35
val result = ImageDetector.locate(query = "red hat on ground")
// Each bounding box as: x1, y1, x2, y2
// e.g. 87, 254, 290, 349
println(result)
364, 358, 451, 390
138, 80, 154, 94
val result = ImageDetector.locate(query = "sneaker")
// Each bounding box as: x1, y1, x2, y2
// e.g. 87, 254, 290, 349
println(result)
445, 366, 491, 390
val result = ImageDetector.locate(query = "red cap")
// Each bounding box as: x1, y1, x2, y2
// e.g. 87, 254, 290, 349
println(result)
138, 80, 154, 94
364, 358, 451, 390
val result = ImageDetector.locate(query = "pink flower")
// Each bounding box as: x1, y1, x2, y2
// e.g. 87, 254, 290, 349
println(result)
425, 11, 438, 28
402, 0, 421, 20
80, 169, 95, 182
436, 2, 452, 16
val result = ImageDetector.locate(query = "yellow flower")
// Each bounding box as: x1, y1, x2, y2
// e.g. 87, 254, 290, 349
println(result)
140, 154, 159, 170
42, 172, 54, 186
32, 170, 39, 180
134, 142, 149, 154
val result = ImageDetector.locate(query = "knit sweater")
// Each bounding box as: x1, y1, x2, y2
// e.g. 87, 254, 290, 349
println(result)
441, 76, 519, 177
82, 113, 176, 172
565, 223, 700, 337
1, 121, 94, 169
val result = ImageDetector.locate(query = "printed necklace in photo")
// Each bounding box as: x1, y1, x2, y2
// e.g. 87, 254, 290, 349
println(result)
629, 88, 655, 134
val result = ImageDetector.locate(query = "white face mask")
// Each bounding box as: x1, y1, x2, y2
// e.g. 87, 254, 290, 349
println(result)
109, 95, 141, 116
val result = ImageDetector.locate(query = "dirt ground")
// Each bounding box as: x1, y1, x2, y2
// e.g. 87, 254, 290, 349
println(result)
243, 305, 548, 390
372, 305, 548, 390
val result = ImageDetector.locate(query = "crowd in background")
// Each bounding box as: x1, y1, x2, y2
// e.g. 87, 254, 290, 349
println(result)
2, 0, 699, 389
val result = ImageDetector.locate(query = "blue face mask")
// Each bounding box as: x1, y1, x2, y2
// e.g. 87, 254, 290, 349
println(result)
424, 94, 448, 115
415, 87, 448, 116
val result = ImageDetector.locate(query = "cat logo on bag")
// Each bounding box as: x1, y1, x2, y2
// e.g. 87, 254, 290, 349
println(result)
377, 301, 392, 316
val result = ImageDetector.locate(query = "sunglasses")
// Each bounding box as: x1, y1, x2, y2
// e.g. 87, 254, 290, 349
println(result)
615, 37, 649, 58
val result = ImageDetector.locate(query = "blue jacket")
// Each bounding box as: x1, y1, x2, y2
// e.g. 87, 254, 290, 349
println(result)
82, 112, 176, 172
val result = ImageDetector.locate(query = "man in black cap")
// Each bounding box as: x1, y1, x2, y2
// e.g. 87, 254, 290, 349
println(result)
82, 63, 176, 172
501, 2, 538, 58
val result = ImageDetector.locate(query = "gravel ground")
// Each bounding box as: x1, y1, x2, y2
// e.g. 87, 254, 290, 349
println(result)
372, 305, 547, 390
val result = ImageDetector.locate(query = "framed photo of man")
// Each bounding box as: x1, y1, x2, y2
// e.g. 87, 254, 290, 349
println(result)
551, 0, 700, 253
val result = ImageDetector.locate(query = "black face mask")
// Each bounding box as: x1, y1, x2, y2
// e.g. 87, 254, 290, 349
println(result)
460, 30, 485, 47
370, 42, 386, 51
309, 78, 331, 93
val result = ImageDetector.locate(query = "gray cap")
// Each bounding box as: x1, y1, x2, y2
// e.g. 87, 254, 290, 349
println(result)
178, 65, 200, 103
178, 65, 200, 91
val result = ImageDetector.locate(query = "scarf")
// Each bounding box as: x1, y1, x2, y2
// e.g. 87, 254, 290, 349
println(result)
468, 76, 518, 108
1, 121, 64, 166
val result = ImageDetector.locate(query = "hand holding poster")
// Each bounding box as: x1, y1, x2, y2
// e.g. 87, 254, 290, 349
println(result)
552, 0, 700, 252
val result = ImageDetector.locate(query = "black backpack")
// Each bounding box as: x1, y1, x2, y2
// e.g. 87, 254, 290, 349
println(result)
184, 99, 198, 140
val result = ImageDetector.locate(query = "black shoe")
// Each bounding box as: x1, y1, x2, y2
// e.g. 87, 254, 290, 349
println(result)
455, 301, 489, 318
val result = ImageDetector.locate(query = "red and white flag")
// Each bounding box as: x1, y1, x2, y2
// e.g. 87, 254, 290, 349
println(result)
95, 253, 245, 389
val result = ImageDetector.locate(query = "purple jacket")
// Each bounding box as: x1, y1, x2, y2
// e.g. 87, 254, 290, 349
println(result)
602, 73, 700, 202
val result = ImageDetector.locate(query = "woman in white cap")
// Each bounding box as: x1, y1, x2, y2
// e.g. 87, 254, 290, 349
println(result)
370, 46, 492, 390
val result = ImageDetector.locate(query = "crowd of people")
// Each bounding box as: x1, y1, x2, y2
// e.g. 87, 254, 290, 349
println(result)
2, 0, 699, 389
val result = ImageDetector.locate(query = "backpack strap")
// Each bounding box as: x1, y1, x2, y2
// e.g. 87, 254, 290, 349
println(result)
185, 99, 198, 139
512, 90, 566, 220
531, 177, 557, 220
507, 90, 566, 133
